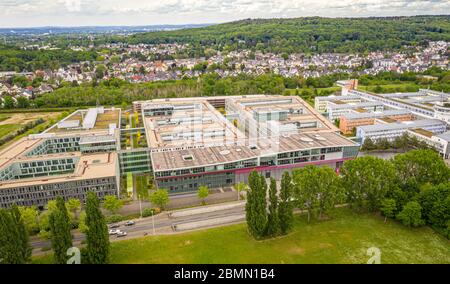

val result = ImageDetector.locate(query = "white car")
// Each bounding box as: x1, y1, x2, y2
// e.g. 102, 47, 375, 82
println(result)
116, 231, 127, 238
109, 229, 120, 235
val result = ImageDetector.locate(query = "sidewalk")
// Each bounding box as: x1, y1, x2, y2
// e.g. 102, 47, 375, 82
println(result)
116, 188, 239, 216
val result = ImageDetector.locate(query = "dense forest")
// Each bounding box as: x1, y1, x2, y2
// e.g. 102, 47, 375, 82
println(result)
0, 45, 98, 72
121, 16, 450, 54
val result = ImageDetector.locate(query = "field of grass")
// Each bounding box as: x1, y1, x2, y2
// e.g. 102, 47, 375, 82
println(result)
0, 124, 22, 138
358, 83, 420, 93
33, 208, 450, 264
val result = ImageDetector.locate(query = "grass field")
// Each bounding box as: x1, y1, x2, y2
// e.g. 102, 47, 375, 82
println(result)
33, 208, 450, 264
0, 124, 22, 138
358, 83, 420, 93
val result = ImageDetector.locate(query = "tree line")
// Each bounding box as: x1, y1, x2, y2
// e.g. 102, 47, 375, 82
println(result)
121, 16, 450, 54
360, 133, 434, 152
0, 192, 110, 264
0, 44, 98, 72
246, 149, 450, 240
3, 67, 443, 110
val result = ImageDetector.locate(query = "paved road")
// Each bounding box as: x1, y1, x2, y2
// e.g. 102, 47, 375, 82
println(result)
31, 201, 246, 256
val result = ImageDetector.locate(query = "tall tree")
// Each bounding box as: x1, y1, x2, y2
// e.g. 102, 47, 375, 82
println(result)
266, 178, 280, 237
18, 206, 39, 235
293, 166, 344, 221
341, 156, 396, 211
10, 205, 32, 263
393, 149, 450, 187
293, 166, 341, 222
85, 192, 110, 264
49, 196, 73, 264
245, 171, 267, 239
278, 172, 294, 235
0, 206, 32, 264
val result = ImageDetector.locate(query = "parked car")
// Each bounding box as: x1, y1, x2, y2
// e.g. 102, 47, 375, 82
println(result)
109, 224, 120, 229
109, 229, 120, 235
116, 231, 127, 238
125, 221, 135, 226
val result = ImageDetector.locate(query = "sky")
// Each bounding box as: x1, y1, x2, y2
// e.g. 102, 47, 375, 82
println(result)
0, 0, 449, 28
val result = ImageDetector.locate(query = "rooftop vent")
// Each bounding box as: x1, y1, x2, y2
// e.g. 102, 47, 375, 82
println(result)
182, 154, 194, 161
219, 150, 231, 156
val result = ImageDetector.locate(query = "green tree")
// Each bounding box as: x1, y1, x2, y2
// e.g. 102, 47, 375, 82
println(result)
266, 178, 280, 237
85, 192, 110, 264
234, 182, 248, 201
49, 196, 73, 264
150, 189, 170, 210
78, 211, 88, 233
2, 96, 15, 109
341, 156, 396, 211
293, 166, 342, 222
396, 201, 425, 227
245, 171, 267, 239
16, 96, 30, 108
0, 205, 32, 264
66, 198, 81, 218
380, 198, 397, 223
102, 195, 123, 215
419, 182, 450, 230
197, 186, 209, 205
278, 172, 294, 235
18, 206, 39, 235
95, 64, 107, 79
393, 149, 450, 187
361, 137, 376, 151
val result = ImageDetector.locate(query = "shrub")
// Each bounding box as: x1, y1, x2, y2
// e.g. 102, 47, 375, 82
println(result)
105, 214, 123, 224
142, 208, 155, 217
396, 201, 425, 227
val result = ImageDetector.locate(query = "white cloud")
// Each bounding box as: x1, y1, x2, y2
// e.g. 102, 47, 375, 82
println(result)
0, 0, 448, 27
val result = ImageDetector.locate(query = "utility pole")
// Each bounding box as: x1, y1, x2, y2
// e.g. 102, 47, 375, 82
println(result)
152, 213, 155, 235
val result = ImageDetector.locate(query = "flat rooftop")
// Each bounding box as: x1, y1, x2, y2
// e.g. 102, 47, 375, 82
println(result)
0, 152, 117, 189
46, 108, 121, 134
410, 128, 433, 138
151, 132, 355, 171
143, 99, 245, 149
359, 119, 445, 132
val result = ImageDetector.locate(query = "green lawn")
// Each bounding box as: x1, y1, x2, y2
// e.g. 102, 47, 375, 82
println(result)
0, 124, 22, 138
358, 83, 420, 93
33, 208, 450, 264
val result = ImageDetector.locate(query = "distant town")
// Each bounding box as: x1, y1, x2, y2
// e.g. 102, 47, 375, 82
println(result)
0, 41, 448, 104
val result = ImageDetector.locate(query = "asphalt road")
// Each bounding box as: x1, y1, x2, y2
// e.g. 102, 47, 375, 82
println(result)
31, 202, 246, 255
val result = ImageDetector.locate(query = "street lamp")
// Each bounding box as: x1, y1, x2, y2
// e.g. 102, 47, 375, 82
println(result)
138, 194, 143, 219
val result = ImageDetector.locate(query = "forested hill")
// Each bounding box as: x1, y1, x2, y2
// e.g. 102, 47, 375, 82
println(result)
124, 16, 450, 54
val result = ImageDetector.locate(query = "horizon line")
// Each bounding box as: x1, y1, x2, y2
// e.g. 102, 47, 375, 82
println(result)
1, 14, 449, 30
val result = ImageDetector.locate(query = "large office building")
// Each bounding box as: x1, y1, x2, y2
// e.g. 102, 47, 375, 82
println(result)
0, 95, 359, 208
140, 95, 359, 193
316, 79, 450, 158
0, 107, 122, 208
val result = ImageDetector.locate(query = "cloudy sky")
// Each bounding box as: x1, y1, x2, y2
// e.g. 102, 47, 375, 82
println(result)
0, 0, 449, 28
